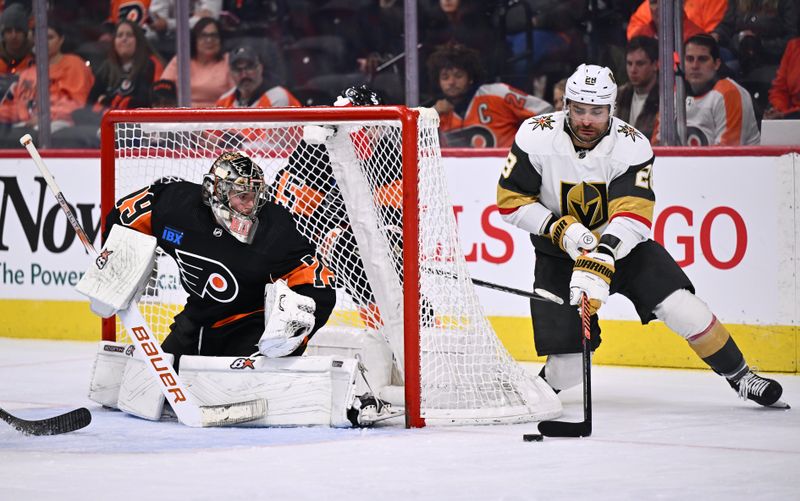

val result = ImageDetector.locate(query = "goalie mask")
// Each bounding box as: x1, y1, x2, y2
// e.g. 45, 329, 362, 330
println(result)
202, 152, 267, 244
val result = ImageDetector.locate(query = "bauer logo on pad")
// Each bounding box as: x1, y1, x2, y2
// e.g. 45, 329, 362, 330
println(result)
162, 226, 184, 245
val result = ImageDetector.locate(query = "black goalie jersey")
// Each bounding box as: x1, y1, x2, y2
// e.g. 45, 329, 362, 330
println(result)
105, 180, 334, 329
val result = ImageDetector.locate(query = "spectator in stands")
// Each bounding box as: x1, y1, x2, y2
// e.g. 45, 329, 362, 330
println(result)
51, 20, 164, 147
426, 42, 553, 148
89, 21, 164, 113
215, 45, 299, 109
683, 34, 759, 145
627, 0, 734, 44
422, 0, 507, 85
160, 17, 233, 107
147, 0, 222, 60
0, 22, 94, 146
501, 0, 588, 70
616, 36, 659, 141
765, 37, 800, 119
0, 4, 33, 77
730, 0, 798, 73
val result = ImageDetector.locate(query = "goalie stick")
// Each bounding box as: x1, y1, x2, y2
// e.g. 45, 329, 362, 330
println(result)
19, 134, 267, 428
536, 293, 593, 438
0, 406, 91, 436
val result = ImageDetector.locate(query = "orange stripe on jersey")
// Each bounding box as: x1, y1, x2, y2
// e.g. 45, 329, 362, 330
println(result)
273, 171, 325, 217
281, 255, 334, 288
716, 79, 744, 146
374, 179, 402, 209
608, 197, 654, 227
211, 307, 265, 328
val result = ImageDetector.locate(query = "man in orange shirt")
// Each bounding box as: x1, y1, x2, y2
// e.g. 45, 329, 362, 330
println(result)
627, 0, 733, 44
216, 45, 300, 110
426, 43, 553, 148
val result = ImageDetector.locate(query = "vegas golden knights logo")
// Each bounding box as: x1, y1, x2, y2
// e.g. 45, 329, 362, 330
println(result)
561, 182, 607, 229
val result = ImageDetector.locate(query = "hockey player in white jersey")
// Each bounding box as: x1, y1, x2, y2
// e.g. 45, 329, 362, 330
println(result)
497, 63, 786, 408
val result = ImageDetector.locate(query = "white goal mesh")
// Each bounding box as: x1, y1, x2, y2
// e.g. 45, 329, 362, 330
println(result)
102, 107, 561, 426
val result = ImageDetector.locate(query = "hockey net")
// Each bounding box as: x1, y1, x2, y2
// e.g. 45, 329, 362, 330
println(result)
100, 107, 560, 426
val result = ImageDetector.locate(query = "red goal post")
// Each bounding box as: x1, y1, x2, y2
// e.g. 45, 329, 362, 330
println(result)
99, 106, 561, 428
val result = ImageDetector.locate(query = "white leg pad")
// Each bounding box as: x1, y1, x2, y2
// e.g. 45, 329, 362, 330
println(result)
117, 352, 172, 421
88, 341, 135, 408
179, 355, 359, 427
653, 289, 713, 339
544, 353, 583, 391
307, 326, 393, 396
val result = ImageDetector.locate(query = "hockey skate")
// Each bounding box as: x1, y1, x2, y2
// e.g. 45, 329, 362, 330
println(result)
347, 394, 403, 427
728, 370, 789, 408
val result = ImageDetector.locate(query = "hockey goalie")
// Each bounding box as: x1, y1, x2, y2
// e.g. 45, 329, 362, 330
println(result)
79, 147, 398, 427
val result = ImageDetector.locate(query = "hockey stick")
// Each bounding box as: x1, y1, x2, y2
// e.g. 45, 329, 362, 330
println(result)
421, 267, 563, 305
20, 134, 266, 428
0, 406, 91, 436
536, 293, 593, 438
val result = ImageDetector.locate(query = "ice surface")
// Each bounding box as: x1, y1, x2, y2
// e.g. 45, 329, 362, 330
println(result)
1, 338, 797, 501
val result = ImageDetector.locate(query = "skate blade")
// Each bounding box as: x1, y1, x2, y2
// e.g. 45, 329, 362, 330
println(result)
767, 399, 790, 409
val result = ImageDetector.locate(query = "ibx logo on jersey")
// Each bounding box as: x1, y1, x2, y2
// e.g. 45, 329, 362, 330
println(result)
95, 248, 113, 269
174, 249, 239, 303
162, 226, 184, 245
230, 358, 256, 370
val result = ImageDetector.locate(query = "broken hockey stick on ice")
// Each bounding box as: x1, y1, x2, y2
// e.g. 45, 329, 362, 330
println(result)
0, 406, 91, 436
537, 293, 593, 438
19, 134, 266, 428
421, 267, 563, 305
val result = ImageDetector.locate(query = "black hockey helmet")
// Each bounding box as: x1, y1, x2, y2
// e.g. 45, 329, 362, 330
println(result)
335, 84, 385, 106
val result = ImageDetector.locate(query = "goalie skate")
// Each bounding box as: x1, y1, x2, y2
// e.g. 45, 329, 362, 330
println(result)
348, 394, 402, 427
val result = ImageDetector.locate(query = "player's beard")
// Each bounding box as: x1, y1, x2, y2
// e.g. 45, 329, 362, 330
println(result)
567, 118, 607, 146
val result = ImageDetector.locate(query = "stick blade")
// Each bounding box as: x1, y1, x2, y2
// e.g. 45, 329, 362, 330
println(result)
0, 407, 92, 436
537, 419, 592, 438
199, 399, 267, 427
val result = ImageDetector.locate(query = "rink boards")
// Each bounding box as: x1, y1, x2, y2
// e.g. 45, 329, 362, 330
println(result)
0, 148, 798, 372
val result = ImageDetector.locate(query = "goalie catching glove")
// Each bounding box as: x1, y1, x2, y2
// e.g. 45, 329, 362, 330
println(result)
550, 215, 598, 260
257, 280, 316, 358
569, 251, 615, 316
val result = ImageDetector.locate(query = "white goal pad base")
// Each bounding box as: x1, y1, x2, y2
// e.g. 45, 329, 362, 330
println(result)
179, 355, 359, 427
88, 341, 135, 408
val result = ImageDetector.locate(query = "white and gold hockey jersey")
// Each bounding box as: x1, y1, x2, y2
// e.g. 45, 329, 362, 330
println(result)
497, 111, 656, 257
684, 78, 760, 146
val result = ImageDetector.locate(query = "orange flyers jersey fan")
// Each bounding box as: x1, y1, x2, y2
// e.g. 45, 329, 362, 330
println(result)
497, 112, 655, 257
215, 86, 301, 108
105, 180, 333, 328
685, 78, 760, 146
439, 83, 554, 148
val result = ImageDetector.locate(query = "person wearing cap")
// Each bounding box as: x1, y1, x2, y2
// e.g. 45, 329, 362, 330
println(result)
0, 4, 34, 76
215, 44, 300, 109
0, 21, 94, 145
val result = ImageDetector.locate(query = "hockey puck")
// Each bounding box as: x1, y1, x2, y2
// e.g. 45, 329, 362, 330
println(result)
523, 433, 543, 442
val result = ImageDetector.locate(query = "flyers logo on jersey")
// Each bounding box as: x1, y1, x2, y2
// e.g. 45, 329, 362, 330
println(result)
562, 182, 608, 229
174, 249, 239, 303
